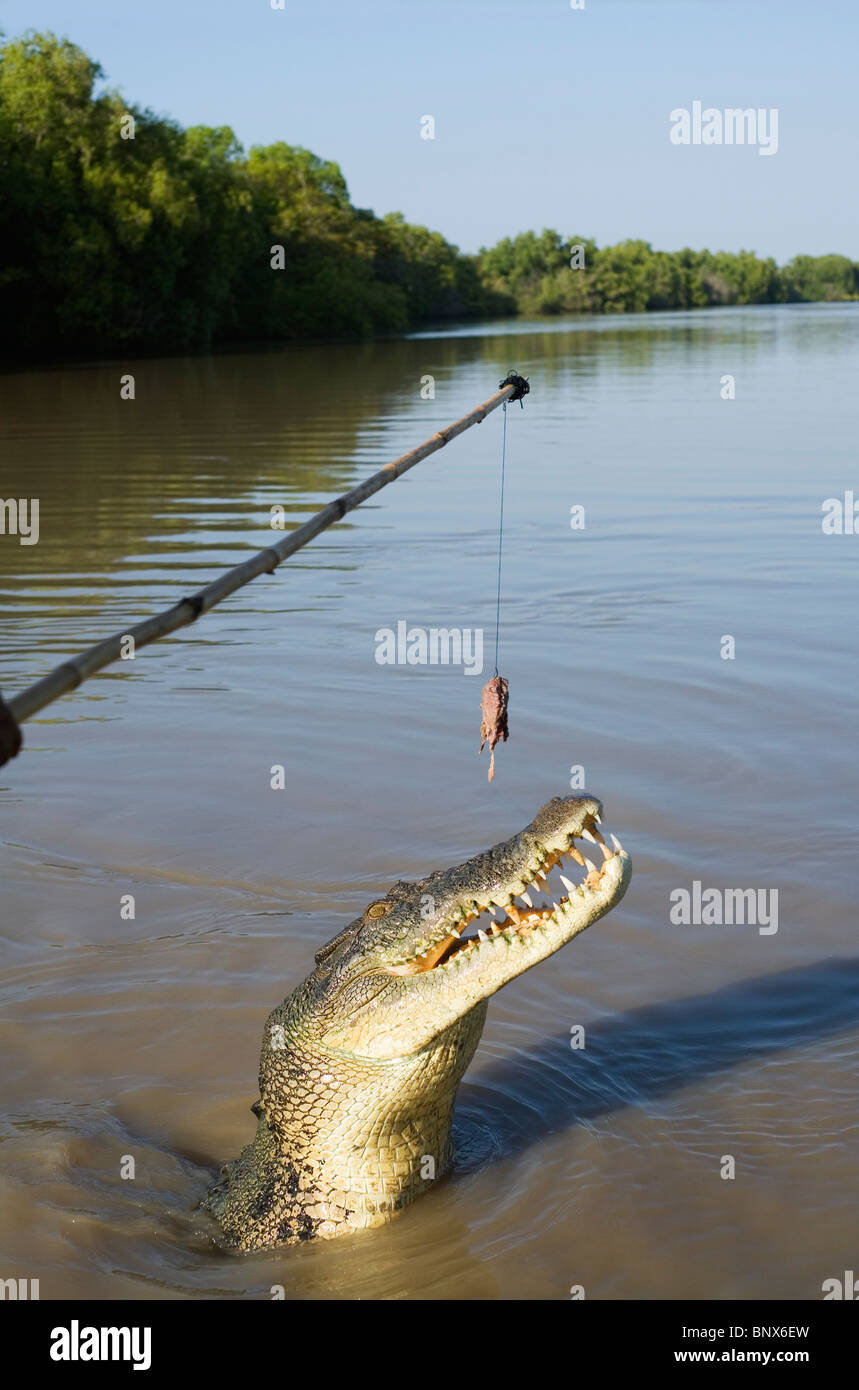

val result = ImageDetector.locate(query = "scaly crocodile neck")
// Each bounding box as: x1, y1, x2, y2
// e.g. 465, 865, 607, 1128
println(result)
202, 1007, 487, 1250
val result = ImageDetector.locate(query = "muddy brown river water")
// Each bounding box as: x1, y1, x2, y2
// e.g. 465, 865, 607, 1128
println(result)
1, 304, 857, 1299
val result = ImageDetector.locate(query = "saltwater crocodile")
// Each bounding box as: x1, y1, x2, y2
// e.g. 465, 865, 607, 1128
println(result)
201, 795, 631, 1251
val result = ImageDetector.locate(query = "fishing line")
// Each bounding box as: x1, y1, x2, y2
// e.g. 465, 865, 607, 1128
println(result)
493, 401, 508, 678
479, 371, 529, 782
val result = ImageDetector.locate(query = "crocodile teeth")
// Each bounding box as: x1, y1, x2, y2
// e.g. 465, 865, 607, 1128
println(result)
389, 807, 628, 976
588, 828, 612, 860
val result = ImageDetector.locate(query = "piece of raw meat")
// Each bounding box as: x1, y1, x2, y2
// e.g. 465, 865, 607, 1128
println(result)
479, 676, 509, 782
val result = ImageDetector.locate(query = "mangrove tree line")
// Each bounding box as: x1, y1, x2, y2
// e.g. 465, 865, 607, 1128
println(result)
1, 31, 856, 360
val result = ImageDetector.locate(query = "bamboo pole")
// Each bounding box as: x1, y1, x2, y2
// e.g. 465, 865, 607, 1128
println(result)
5, 380, 521, 731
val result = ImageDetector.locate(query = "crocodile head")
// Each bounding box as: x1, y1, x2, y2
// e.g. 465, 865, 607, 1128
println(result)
201, 796, 631, 1250
310, 794, 631, 1057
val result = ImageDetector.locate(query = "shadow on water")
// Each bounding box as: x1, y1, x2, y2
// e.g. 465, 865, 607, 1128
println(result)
456, 958, 859, 1162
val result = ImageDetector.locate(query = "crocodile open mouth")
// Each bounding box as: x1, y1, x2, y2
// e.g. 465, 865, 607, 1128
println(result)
385, 813, 628, 976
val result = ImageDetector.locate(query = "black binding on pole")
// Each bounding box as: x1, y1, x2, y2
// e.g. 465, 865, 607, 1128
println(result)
0, 691, 23, 767
498, 371, 530, 406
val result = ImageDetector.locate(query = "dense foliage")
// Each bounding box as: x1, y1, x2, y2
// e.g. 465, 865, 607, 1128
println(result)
475, 232, 859, 316
1, 32, 856, 360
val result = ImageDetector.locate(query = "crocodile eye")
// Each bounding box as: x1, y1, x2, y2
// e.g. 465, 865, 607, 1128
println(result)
366, 902, 390, 919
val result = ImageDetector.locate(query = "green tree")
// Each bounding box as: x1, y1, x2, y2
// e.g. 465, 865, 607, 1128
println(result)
782, 254, 858, 302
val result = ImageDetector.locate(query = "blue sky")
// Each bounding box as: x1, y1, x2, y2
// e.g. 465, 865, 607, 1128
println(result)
2, 0, 855, 261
